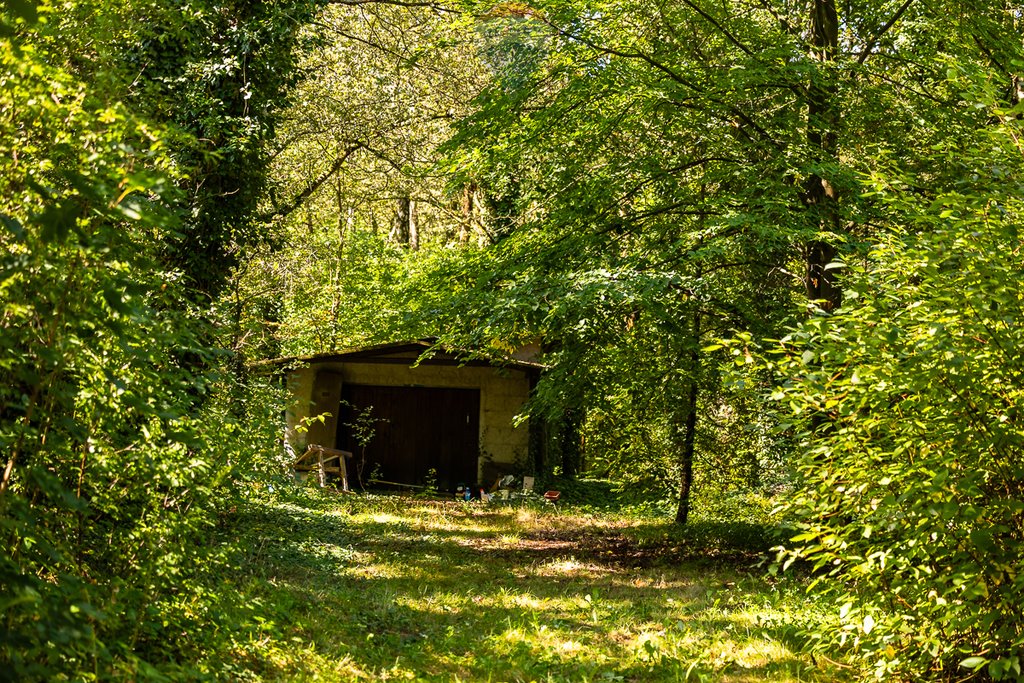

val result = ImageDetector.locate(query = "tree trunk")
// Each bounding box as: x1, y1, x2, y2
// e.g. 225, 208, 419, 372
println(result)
227, 270, 248, 413
674, 309, 701, 525
408, 198, 418, 250
804, 0, 842, 311
805, 238, 840, 306
391, 194, 411, 246
329, 178, 348, 349
527, 372, 546, 475
459, 181, 477, 244
559, 407, 582, 479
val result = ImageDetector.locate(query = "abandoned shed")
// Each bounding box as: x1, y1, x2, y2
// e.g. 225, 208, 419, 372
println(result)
281, 340, 542, 490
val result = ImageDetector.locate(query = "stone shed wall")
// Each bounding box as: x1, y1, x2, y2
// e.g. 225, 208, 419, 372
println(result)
285, 360, 532, 480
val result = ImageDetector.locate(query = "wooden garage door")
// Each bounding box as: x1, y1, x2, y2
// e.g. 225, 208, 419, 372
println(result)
337, 385, 480, 490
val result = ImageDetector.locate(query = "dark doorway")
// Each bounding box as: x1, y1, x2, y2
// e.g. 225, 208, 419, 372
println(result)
338, 385, 480, 490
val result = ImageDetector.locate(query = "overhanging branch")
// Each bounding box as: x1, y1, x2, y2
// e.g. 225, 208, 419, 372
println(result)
857, 0, 915, 65
534, 16, 785, 150
322, 0, 457, 11
258, 143, 362, 222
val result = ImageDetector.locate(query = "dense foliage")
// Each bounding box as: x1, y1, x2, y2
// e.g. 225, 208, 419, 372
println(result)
0, 0, 314, 678
425, 0, 1024, 677
3, 0, 1024, 679
772, 74, 1024, 679
234, 1, 1024, 674
235, 3, 488, 359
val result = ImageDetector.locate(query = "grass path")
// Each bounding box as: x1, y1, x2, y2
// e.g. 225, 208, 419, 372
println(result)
220, 491, 844, 682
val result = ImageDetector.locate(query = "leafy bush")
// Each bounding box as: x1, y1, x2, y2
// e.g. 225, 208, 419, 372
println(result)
771, 81, 1024, 680
0, 3, 302, 678
580, 376, 792, 517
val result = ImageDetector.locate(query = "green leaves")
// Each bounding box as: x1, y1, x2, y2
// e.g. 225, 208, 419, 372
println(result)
36, 197, 83, 243
0, 213, 24, 239
774, 96, 1024, 679
2, 0, 39, 25
0, 3, 313, 679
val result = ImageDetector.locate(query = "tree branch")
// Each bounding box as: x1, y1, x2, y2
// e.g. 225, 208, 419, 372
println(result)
322, 0, 458, 11
259, 144, 362, 222
533, 16, 784, 150
857, 0, 915, 65
753, 0, 802, 41
618, 157, 741, 205
678, 0, 753, 57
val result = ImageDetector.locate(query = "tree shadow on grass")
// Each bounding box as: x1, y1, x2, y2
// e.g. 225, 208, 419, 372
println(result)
218, 493, 841, 682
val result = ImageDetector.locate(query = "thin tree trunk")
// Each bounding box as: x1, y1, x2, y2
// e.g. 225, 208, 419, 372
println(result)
674, 308, 701, 525
230, 276, 248, 416
408, 199, 419, 251
459, 181, 476, 244
390, 195, 410, 245
329, 177, 349, 349
559, 408, 581, 479
528, 372, 546, 475
390, 194, 417, 249
804, 0, 842, 311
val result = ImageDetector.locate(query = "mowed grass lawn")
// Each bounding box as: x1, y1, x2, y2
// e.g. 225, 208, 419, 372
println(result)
218, 489, 845, 682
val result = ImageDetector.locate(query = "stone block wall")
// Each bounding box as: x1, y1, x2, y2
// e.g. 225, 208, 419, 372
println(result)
285, 359, 533, 479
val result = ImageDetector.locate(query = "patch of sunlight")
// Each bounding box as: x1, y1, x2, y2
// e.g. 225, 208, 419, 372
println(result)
406, 514, 508, 536
630, 629, 667, 663
368, 659, 422, 681
730, 609, 764, 628
612, 619, 797, 674
412, 517, 460, 533
490, 625, 603, 664
607, 573, 694, 592
670, 612, 759, 641
404, 587, 571, 616
662, 612, 800, 669
396, 591, 468, 615
369, 512, 403, 525
733, 640, 794, 668
531, 556, 617, 578
309, 652, 370, 680
347, 560, 458, 583
504, 592, 551, 611
515, 508, 538, 525
248, 639, 371, 680
698, 639, 788, 672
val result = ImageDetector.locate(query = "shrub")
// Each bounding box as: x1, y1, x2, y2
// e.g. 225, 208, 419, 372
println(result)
771, 92, 1024, 680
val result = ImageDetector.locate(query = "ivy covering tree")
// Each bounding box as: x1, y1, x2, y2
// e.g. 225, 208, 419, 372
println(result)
0, 0, 317, 678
